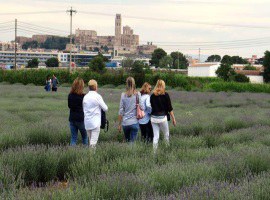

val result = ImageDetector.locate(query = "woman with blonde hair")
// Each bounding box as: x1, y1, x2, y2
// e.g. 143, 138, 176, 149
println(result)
139, 82, 153, 142
118, 77, 144, 143
68, 77, 88, 146
83, 79, 108, 148
150, 80, 176, 152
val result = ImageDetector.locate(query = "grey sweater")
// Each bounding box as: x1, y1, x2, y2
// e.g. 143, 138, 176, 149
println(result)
119, 92, 145, 126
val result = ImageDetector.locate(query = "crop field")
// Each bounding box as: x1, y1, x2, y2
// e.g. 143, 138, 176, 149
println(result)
1, 83, 270, 199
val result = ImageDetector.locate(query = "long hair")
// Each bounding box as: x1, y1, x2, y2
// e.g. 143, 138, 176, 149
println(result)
153, 79, 166, 96
126, 77, 136, 97
140, 82, 151, 95
70, 77, 84, 95
46, 75, 50, 81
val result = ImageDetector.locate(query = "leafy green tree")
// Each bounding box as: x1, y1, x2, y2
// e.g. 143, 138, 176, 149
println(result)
221, 55, 248, 65
22, 41, 39, 50
122, 58, 134, 71
231, 56, 248, 64
230, 73, 250, 83
41, 36, 70, 50
263, 50, 270, 82
131, 61, 145, 87
243, 64, 256, 70
45, 57, 59, 68
206, 55, 221, 62
27, 58, 39, 68
88, 56, 106, 73
216, 63, 235, 81
159, 55, 173, 68
131, 61, 144, 74
150, 48, 167, 67
221, 55, 232, 65
170, 51, 189, 69
97, 53, 109, 62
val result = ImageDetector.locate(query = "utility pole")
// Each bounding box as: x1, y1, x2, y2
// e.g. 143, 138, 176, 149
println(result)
66, 7, 77, 72
199, 48, 201, 63
14, 19, 17, 70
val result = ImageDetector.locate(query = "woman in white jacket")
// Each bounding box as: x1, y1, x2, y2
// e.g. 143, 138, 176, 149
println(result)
83, 79, 108, 148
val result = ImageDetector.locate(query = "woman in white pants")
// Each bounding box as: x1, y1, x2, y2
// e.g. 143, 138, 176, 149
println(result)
150, 80, 176, 152
83, 79, 108, 148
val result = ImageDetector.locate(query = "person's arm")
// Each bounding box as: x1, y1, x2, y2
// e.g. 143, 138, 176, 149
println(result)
146, 95, 152, 114
166, 93, 176, 126
170, 111, 176, 126
118, 115, 123, 133
118, 94, 124, 132
68, 94, 71, 109
98, 94, 108, 112
138, 92, 145, 110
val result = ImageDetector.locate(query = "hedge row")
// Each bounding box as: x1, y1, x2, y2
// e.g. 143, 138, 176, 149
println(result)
0, 69, 220, 90
1, 69, 270, 93
205, 82, 270, 93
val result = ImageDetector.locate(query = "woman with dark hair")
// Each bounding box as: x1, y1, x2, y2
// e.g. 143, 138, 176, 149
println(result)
68, 77, 88, 146
150, 80, 176, 152
45, 75, 51, 92
118, 77, 144, 143
139, 82, 153, 142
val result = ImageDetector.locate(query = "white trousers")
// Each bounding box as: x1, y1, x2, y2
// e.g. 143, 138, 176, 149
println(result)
152, 121, 169, 151
87, 127, 100, 148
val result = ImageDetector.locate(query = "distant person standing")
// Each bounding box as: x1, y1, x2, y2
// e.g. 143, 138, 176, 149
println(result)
118, 77, 144, 143
45, 75, 51, 92
68, 78, 88, 146
139, 82, 153, 142
52, 74, 59, 92
150, 80, 176, 152
83, 79, 108, 149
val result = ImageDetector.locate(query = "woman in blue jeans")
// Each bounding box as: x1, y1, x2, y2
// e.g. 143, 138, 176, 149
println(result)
118, 77, 144, 143
68, 78, 88, 146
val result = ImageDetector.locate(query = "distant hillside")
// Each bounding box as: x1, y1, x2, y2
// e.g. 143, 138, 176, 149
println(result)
22, 36, 72, 50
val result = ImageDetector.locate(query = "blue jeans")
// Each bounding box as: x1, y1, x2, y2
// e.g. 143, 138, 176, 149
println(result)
122, 123, 139, 143
69, 121, 88, 146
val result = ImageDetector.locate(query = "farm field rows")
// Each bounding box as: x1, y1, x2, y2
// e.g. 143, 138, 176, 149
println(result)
1, 83, 270, 199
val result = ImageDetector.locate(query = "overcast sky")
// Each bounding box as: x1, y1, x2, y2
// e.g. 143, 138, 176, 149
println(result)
1, 0, 270, 57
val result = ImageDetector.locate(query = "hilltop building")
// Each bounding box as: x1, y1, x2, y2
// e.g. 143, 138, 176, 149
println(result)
74, 14, 146, 55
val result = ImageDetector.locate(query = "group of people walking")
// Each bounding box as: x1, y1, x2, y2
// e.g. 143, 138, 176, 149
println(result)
45, 74, 59, 92
68, 76, 176, 151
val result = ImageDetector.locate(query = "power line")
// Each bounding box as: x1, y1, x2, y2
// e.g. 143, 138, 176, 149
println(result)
0, 20, 14, 25
141, 36, 270, 44
80, 11, 270, 29
17, 25, 68, 36
17, 27, 68, 38
0, 11, 64, 16
19, 21, 69, 34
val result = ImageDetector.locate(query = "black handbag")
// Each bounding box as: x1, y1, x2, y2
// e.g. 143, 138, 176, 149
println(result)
167, 113, 171, 121
101, 110, 109, 132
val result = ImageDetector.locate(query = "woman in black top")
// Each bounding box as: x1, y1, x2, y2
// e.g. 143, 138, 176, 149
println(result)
68, 78, 88, 146
150, 80, 176, 152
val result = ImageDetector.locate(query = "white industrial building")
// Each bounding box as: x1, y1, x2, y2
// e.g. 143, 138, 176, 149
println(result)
188, 62, 220, 77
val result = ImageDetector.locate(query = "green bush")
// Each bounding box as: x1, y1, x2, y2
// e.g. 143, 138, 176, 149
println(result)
205, 82, 270, 93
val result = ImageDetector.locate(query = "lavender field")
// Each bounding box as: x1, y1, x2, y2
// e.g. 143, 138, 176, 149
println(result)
0, 83, 270, 199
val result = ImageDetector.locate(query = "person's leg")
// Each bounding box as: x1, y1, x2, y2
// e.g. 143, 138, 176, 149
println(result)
69, 121, 78, 146
122, 125, 131, 142
160, 121, 170, 145
77, 121, 88, 146
87, 130, 92, 147
152, 122, 160, 152
139, 124, 147, 142
130, 123, 139, 143
147, 121, 154, 143
89, 127, 100, 149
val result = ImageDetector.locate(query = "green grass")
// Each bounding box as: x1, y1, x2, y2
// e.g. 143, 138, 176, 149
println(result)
0, 84, 270, 199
